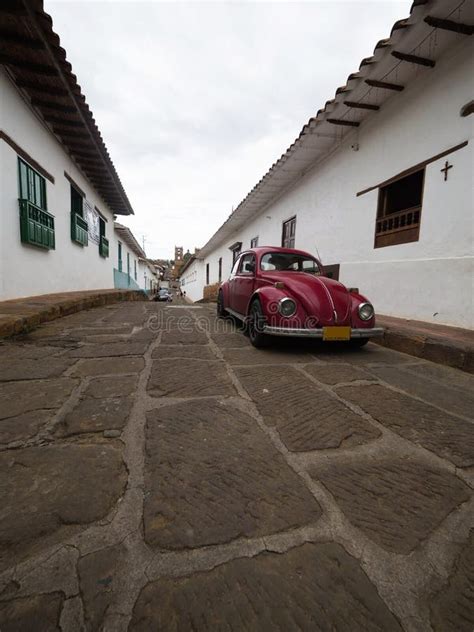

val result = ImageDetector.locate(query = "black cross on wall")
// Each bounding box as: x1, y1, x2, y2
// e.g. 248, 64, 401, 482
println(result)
441, 161, 453, 181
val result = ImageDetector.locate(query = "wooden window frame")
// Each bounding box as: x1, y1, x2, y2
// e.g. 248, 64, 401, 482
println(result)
229, 241, 242, 265
374, 167, 425, 249
206, 263, 210, 285
218, 257, 222, 283
323, 264, 340, 280
282, 216, 296, 248
250, 236, 259, 248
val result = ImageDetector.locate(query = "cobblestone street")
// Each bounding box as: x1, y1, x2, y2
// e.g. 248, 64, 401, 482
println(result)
0, 300, 473, 631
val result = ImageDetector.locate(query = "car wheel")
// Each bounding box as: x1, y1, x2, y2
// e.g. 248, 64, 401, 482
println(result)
350, 338, 369, 348
248, 300, 270, 348
217, 290, 228, 318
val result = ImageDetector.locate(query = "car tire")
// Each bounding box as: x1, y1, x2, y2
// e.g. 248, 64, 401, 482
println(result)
217, 290, 228, 318
350, 338, 369, 348
248, 299, 270, 348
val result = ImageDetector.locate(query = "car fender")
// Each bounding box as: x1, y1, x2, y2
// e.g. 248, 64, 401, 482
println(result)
349, 290, 376, 328
248, 286, 308, 328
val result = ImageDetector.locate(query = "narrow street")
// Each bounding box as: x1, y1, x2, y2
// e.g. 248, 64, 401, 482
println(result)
0, 300, 473, 631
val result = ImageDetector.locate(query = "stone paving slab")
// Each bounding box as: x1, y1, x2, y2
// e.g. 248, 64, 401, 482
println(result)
69, 341, 148, 358
339, 384, 474, 467
130, 543, 403, 631
429, 529, 474, 632
71, 356, 145, 377
0, 357, 75, 382
0, 409, 53, 445
148, 359, 236, 398
78, 543, 127, 632
144, 400, 321, 549
56, 397, 133, 437
160, 330, 209, 345
0, 444, 127, 571
367, 365, 474, 418
0, 378, 77, 420
237, 365, 380, 451
0, 592, 64, 632
82, 375, 138, 399
312, 460, 470, 554
313, 343, 415, 365
303, 363, 373, 385
223, 346, 314, 364
152, 344, 216, 360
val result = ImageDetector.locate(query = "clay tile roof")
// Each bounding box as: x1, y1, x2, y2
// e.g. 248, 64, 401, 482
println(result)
0, 0, 134, 215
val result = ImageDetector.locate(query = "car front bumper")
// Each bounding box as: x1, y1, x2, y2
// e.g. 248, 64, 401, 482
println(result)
263, 326, 384, 339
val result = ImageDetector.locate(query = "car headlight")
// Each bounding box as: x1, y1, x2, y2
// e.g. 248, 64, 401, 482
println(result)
358, 302, 374, 321
278, 297, 297, 317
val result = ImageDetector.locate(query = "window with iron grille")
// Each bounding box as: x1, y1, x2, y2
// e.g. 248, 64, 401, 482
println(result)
18, 158, 55, 250
282, 216, 296, 248
375, 169, 424, 248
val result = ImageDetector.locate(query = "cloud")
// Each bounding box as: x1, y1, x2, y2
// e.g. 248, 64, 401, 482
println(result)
46, 0, 412, 258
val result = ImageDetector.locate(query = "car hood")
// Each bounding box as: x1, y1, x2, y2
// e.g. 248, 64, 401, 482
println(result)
263, 273, 351, 325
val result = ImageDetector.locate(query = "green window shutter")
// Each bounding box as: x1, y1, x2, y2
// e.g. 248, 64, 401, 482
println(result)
18, 158, 54, 250
118, 242, 122, 271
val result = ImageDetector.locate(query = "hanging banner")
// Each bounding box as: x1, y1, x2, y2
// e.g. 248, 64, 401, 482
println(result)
84, 199, 100, 244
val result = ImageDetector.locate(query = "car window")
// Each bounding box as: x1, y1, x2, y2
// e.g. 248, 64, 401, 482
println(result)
230, 256, 241, 277
260, 253, 322, 275
238, 254, 255, 275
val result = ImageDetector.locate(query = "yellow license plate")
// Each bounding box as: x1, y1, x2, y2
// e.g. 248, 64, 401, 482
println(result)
323, 326, 351, 341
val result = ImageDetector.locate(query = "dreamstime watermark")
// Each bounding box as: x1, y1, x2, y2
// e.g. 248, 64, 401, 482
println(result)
145, 303, 320, 333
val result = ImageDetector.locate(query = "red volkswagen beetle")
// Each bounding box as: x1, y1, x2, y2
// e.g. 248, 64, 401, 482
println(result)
217, 247, 383, 348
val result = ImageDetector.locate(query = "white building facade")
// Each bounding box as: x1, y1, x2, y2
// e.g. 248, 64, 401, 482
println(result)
0, 4, 148, 301
180, 0, 473, 329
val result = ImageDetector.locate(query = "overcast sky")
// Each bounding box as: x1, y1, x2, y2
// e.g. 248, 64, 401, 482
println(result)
46, 0, 412, 260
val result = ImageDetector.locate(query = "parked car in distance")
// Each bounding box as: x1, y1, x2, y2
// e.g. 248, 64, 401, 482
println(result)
154, 288, 173, 302
217, 246, 383, 348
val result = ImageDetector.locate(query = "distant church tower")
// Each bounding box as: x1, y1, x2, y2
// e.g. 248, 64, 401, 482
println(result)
175, 246, 183, 262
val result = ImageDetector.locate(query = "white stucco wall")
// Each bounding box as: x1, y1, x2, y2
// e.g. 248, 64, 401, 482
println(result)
180, 259, 205, 302
0, 68, 129, 300
191, 38, 474, 328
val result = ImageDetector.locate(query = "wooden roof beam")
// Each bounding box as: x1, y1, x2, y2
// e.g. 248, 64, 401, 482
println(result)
365, 79, 404, 91
391, 50, 435, 67
344, 101, 380, 111
0, 30, 44, 49
31, 99, 76, 113
0, 54, 56, 75
45, 116, 83, 127
424, 15, 474, 35
53, 129, 90, 140
16, 80, 69, 97
327, 118, 360, 127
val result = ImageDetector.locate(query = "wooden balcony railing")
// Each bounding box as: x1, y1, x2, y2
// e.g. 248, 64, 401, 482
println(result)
99, 235, 109, 258
71, 212, 89, 246
19, 199, 55, 250
376, 206, 421, 237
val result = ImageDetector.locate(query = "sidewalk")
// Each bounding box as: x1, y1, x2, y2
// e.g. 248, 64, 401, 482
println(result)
0, 289, 146, 339
376, 315, 474, 374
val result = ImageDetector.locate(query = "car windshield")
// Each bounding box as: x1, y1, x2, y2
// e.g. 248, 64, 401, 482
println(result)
260, 252, 322, 275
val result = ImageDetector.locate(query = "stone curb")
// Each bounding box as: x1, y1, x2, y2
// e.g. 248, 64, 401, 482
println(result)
375, 316, 474, 374
0, 289, 147, 339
